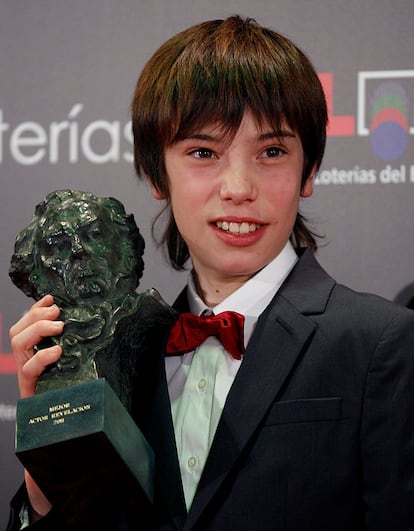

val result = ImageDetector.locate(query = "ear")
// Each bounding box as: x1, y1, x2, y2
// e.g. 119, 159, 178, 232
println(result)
300, 166, 317, 198
146, 175, 166, 200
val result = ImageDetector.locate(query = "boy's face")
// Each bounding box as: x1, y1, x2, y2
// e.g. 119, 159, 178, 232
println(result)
158, 110, 314, 287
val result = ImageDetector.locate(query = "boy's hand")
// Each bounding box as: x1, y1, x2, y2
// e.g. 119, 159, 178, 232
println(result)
9, 294, 64, 398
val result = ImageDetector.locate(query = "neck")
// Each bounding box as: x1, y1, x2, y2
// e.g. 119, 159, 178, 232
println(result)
193, 271, 252, 307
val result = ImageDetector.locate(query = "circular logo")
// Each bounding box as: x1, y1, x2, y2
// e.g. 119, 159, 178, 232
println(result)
370, 81, 409, 161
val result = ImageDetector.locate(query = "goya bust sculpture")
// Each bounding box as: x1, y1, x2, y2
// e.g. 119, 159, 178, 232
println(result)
9, 189, 176, 413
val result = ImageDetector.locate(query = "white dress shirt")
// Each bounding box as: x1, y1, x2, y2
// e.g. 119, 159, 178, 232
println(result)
165, 241, 298, 510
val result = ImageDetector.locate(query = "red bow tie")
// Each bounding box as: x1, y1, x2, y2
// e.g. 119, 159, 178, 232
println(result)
166, 311, 245, 360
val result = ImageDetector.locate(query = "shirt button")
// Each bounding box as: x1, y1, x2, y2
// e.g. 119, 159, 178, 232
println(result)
198, 378, 207, 391
187, 456, 197, 470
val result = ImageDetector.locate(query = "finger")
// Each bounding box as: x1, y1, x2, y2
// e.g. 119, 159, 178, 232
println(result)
11, 319, 64, 366
9, 295, 60, 339
19, 344, 62, 398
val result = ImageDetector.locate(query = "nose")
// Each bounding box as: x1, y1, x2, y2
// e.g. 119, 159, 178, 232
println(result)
219, 161, 257, 204
71, 234, 85, 256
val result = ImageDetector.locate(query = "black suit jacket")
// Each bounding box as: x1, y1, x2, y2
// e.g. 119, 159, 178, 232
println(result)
8, 249, 414, 530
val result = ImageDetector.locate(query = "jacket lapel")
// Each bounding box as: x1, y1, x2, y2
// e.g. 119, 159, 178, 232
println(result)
149, 360, 188, 529
185, 249, 336, 528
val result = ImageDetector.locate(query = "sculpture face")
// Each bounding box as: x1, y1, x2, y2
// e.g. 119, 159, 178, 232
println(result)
37, 202, 118, 304
9, 189, 145, 307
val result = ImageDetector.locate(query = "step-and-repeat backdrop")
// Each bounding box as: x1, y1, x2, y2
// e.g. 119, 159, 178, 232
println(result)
1, 0, 413, 525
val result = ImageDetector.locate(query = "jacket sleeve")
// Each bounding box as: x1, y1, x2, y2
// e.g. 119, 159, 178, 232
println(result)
6, 482, 138, 530
361, 306, 414, 530
7, 483, 60, 531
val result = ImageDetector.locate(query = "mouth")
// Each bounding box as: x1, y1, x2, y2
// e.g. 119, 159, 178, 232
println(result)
215, 220, 262, 235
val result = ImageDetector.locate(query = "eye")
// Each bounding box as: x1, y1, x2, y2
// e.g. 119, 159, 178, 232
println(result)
81, 224, 104, 242
260, 146, 286, 159
56, 238, 71, 252
42, 237, 71, 256
189, 148, 217, 159
90, 227, 103, 240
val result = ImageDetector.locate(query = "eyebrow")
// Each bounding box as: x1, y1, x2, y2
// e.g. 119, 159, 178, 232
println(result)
183, 133, 218, 142
258, 130, 297, 140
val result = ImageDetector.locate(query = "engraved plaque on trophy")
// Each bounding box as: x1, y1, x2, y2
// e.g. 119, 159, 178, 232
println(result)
9, 190, 176, 520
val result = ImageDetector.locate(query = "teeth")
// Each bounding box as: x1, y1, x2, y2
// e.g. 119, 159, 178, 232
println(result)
239, 222, 250, 234
216, 221, 260, 234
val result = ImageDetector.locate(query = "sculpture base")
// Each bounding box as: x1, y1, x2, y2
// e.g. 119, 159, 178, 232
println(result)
15, 378, 153, 515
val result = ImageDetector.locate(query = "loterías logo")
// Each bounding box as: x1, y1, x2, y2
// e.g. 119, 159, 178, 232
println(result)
357, 70, 414, 161
320, 69, 414, 162
0, 70, 413, 167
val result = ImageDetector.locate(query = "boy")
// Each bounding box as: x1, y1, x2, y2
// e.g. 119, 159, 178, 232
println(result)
7, 15, 414, 530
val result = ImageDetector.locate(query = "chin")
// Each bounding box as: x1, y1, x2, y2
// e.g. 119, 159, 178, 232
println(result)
219, 260, 266, 279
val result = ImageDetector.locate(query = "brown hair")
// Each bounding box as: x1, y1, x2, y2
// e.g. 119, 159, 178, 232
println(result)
132, 15, 327, 269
